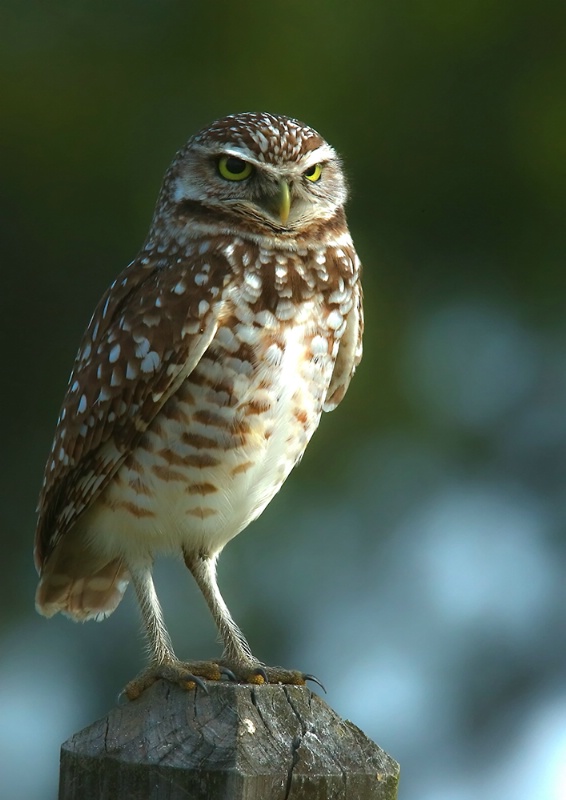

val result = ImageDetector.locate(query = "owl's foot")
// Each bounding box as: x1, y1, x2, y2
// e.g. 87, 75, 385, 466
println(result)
124, 658, 324, 699
219, 660, 326, 692
123, 659, 234, 700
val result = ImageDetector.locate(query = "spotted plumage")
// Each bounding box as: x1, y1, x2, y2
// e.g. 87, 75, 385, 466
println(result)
35, 112, 363, 695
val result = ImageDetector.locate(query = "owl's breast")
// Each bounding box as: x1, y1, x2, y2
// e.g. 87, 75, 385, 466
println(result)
93, 298, 337, 560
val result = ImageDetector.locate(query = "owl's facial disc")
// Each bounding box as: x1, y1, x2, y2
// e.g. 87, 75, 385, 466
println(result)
170, 137, 345, 236
211, 149, 293, 226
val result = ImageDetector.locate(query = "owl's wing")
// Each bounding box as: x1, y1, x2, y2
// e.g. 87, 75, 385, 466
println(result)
323, 255, 364, 412
35, 250, 230, 570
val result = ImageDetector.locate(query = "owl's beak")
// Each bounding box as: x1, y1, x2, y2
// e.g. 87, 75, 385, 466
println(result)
277, 180, 291, 224
256, 180, 291, 226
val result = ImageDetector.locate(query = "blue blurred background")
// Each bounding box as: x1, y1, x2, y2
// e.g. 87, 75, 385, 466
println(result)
1, 2, 566, 798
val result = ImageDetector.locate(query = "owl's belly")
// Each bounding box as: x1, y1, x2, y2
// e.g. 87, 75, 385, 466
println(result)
88, 316, 334, 563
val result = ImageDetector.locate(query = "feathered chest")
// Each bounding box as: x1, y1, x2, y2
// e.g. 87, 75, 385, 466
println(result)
95, 293, 339, 553
35, 236, 362, 564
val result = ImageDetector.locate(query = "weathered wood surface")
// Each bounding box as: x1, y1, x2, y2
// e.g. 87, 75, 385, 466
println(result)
59, 680, 399, 799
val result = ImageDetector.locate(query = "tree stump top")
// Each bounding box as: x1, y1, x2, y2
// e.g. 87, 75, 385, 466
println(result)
60, 680, 399, 799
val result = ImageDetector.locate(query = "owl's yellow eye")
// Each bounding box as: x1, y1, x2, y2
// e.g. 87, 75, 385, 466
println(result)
217, 156, 253, 181
304, 163, 322, 182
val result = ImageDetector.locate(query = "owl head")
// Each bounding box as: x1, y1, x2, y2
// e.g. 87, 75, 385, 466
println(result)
153, 112, 348, 242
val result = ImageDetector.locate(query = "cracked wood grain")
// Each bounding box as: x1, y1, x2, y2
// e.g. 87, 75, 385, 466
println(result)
59, 681, 399, 800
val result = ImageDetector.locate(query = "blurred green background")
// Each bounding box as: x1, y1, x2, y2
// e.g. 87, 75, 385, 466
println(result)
1, 1, 566, 798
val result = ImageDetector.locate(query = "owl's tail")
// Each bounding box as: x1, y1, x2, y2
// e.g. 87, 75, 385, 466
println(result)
35, 544, 130, 622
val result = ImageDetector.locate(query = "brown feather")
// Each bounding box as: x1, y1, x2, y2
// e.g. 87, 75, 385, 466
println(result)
35, 250, 231, 570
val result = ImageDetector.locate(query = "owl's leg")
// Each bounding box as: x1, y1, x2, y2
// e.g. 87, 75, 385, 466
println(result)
125, 558, 321, 699
184, 551, 322, 689
130, 565, 175, 665
184, 551, 255, 667
124, 566, 213, 699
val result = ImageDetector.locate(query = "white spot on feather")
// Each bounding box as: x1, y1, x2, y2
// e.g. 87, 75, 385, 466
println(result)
245, 272, 262, 291
141, 351, 161, 373
311, 335, 328, 356
255, 131, 269, 153
135, 337, 150, 358
254, 310, 276, 328
275, 300, 295, 321
182, 320, 201, 336
326, 309, 343, 330
265, 343, 283, 365
236, 324, 258, 345
109, 344, 121, 363
126, 362, 138, 380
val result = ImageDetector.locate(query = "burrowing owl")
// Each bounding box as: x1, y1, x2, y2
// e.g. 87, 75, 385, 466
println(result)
35, 112, 363, 698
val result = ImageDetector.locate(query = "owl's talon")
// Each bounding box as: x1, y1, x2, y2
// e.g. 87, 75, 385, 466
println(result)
303, 673, 326, 693
180, 673, 209, 693
251, 666, 269, 684
116, 688, 130, 705
219, 666, 237, 682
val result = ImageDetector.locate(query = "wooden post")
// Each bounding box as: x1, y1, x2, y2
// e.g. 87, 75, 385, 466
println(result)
59, 680, 399, 799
